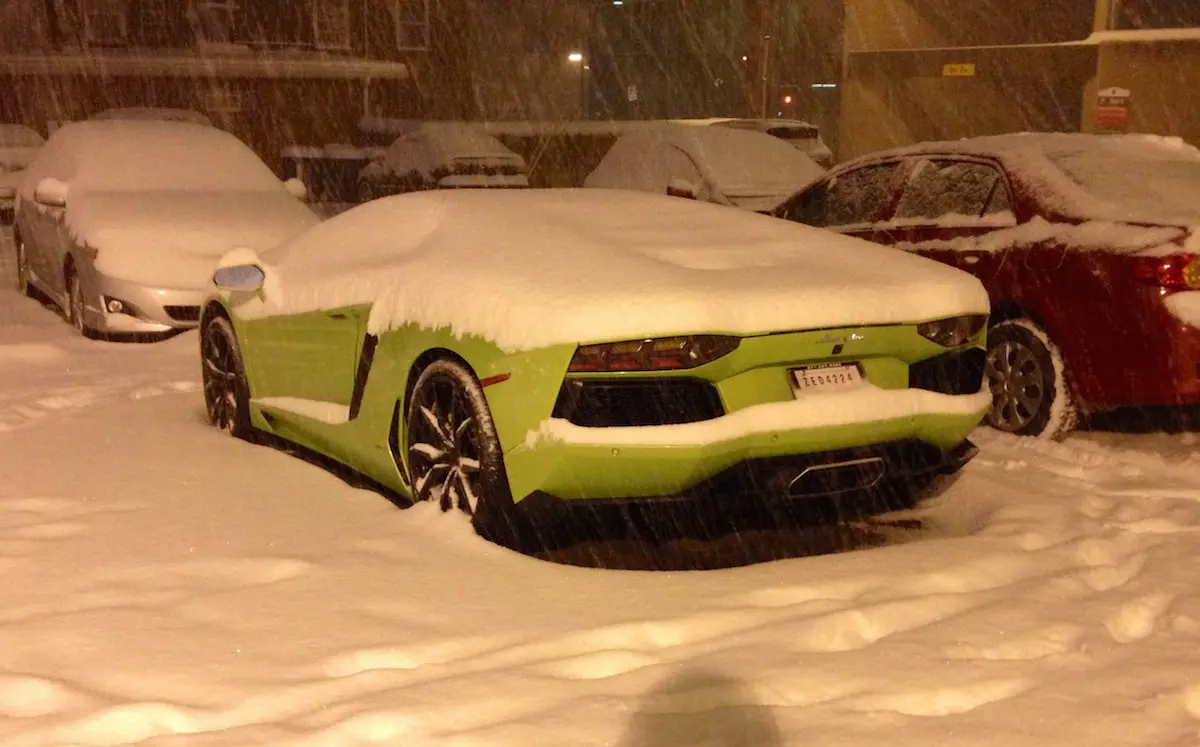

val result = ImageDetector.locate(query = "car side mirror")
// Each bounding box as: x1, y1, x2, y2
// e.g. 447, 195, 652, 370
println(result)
213, 264, 265, 292
283, 177, 308, 201
34, 178, 69, 207
666, 177, 699, 200
213, 247, 268, 293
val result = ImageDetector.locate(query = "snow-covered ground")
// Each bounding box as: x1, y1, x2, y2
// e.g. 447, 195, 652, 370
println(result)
0, 228, 1198, 746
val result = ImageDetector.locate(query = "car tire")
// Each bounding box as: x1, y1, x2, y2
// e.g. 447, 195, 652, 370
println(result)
14, 237, 34, 298
405, 358, 532, 549
201, 316, 254, 439
985, 319, 1078, 440
358, 179, 374, 203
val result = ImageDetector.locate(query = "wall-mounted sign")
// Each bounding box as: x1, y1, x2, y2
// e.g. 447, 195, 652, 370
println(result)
1096, 86, 1131, 131
942, 63, 976, 77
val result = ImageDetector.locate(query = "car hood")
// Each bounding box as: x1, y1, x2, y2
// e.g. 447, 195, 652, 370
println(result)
68, 191, 319, 288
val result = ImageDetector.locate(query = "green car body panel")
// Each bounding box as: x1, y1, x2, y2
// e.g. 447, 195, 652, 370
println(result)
208, 296, 988, 506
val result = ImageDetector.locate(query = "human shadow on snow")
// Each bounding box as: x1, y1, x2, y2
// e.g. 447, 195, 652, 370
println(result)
619, 668, 784, 747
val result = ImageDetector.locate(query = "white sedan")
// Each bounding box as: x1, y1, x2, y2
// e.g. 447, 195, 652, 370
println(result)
13, 120, 318, 338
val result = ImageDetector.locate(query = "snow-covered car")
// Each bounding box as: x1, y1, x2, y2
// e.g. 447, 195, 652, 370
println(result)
0, 124, 45, 224
88, 107, 214, 127
584, 123, 825, 214
672, 117, 836, 168
200, 189, 991, 545
13, 120, 317, 337
775, 132, 1200, 440
357, 123, 529, 202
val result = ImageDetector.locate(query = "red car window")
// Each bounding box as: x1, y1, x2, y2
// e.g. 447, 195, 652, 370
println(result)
895, 159, 1012, 222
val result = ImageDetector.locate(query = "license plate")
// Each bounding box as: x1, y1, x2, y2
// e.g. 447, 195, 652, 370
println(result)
790, 363, 864, 394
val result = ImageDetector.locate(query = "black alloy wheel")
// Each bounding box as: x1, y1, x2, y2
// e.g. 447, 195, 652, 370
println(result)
405, 358, 531, 548
201, 316, 253, 438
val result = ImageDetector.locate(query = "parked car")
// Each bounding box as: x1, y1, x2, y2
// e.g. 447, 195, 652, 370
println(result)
0, 124, 45, 224
200, 188, 990, 547
584, 123, 825, 214
672, 117, 835, 168
13, 120, 317, 337
775, 132, 1200, 439
88, 107, 214, 127
357, 123, 529, 202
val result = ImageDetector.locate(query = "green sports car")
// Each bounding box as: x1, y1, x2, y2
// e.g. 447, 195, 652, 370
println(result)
200, 189, 991, 545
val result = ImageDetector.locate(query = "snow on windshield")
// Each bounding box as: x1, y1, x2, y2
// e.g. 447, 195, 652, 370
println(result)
33, 121, 284, 195
683, 125, 825, 195
1049, 137, 1200, 226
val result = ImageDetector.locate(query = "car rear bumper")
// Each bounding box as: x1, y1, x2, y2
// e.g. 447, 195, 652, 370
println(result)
513, 438, 978, 519
84, 273, 206, 334
502, 390, 988, 503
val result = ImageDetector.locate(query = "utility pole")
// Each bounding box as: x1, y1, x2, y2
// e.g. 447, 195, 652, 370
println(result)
759, 34, 771, 118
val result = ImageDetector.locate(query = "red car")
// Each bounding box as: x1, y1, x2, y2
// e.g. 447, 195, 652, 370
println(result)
775, 133, 1200, 439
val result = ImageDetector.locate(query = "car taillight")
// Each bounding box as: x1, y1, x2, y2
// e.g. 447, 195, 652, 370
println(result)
917, 314, 988, 348
1133, 254, 1200, 290
568, 335, 740, 373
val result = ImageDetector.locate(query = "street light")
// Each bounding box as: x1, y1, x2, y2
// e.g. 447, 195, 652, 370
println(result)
568, 52, 584, 63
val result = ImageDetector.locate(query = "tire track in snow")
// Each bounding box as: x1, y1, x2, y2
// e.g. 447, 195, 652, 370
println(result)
0, 379, 199, 433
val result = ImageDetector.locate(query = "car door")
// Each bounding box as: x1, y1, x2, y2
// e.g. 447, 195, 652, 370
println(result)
239, 305, 368, 408
19, 144, 74, 299
777, 161, 905, 241
882, 157, 1018, 281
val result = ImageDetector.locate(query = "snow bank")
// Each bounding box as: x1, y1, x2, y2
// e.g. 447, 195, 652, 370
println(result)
250, 189, 989, 352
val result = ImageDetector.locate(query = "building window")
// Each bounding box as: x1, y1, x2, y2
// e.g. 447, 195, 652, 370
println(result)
193, 0, 236, 44
390, 0, 430, 51
81, 0, 130, 46
135, 0, 175, 46
312, 0, 352, 50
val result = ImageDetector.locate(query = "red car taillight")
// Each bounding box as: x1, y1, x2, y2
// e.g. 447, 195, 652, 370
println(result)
1133, 254, 1200, 290
568, 335, 740, 373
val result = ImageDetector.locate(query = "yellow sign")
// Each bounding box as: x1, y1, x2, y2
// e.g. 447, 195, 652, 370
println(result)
942, 63, 977, 77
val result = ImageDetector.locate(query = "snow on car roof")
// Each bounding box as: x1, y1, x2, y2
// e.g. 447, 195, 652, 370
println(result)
841, 132, 1200, 226
585, 123, 824, 199
253, 189, 988, 352
408, 122, 520, 160
19, 120, 286, 197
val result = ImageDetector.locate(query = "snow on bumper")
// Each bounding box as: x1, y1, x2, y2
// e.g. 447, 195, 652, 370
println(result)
506, 386, 990, 502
